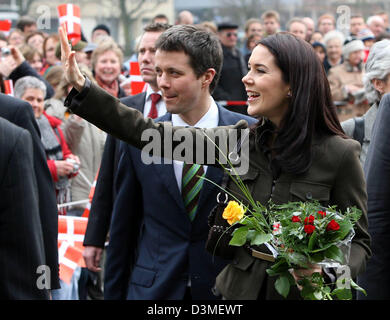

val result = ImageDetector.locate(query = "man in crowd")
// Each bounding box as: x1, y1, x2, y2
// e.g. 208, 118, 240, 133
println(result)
350, 14, 366, 37
16, 15, 37, 37
317, 13, 336, 35
302, 17, 315, 42
91, 24, 111, 43
82, 22, 169, 282
0, 116, 49, 299
213, 22, 247, 113
0, 92, 59, 293
176, 10, 194, 25
241, 18, 263, 57
261, 10, 280, 37
367, 15, 385, 38
287, 18, 307, 40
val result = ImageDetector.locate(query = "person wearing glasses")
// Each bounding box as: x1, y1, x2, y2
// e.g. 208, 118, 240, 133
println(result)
213, 22, 248, 114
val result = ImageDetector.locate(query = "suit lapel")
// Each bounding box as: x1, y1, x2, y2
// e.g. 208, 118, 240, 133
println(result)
149, 113, 187, 213
120, 92, 146, 113
195, 105, 231, 221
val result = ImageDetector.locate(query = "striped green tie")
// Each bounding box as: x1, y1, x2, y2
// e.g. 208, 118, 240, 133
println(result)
182, 163, 205, 221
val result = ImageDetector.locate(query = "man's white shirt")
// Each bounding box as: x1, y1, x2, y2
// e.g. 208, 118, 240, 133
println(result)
171, 96, 219, 192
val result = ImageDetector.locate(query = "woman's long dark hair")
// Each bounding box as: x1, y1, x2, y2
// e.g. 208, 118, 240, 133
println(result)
256, 32, 346, 175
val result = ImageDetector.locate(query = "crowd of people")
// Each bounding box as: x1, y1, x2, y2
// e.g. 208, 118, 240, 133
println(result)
1, 7, 390, 300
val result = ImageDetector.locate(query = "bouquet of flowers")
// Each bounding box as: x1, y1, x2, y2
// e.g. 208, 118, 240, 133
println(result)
201, 133, 366, 300
223, 199, 367, 300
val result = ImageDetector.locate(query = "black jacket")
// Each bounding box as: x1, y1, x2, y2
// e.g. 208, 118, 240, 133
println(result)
0, 94, 59, 289
0, 117, 49, 299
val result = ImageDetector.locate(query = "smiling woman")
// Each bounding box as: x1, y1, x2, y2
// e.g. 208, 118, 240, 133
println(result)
91, 39, 126, 98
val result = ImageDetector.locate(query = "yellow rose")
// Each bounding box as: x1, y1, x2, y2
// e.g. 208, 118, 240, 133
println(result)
222, 201, 245, 225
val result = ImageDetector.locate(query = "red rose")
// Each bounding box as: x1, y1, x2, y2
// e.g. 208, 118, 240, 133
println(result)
318, 210, 326, 217
292, 216, 301, 223
304, 224, 316, 234
304, 215, 315, 225
326, 219, 340, 231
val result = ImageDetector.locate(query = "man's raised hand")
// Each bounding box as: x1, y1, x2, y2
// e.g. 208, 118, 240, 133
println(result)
59, 26, 86, 92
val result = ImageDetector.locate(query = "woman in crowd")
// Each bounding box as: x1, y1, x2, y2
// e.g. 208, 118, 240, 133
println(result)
341, 39, 390, 166
41, 34, 61, 75
7, 29, 24, 47
91, 39, 127, 98
25, 31, 45, 56
312, 41, 327, 63
328, 38, 369, 121
323, 30, 344, 74
61, 27, 371, 300
244, 33, 262, 65
20, 44, 43, 74
44, 65, 64, 92
14, 76, 80, 215
61, 66, 106, 217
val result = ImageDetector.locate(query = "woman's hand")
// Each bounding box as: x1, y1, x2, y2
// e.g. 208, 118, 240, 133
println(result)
9, 45, 25, 67
0, 54, 17, 77
290, 264, 322, 290
59, 26, 85, 92
55, 160, 76, 177
66, 154, 81, 165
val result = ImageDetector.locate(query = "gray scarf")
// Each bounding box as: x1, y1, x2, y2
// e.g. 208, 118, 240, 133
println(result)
36, 115, 70, 214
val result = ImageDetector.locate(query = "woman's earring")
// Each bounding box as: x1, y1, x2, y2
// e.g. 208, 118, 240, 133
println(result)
287, 90, 292, 98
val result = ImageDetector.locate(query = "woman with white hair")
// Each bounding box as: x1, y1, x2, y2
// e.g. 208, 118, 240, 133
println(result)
323, 30, 345, 74
14, 76, 80, 215
14, 75, 81, 300
341, 39, 390, 166
355, 39, 390, 300
328, 38, 368, 121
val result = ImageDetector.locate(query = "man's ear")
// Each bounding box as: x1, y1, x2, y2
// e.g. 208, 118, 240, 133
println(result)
372, 78, 385, 94
201, 68, 216, 89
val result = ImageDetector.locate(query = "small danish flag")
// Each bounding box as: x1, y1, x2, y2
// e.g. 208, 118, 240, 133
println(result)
3, 80, 14, 96
0, 20, 12, 36
130, 61, 148, 95
57, 4, 82, 46
58, 216, 88, 283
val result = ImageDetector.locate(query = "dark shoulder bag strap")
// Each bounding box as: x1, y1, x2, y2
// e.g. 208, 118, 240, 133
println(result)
353, 117, 365, 146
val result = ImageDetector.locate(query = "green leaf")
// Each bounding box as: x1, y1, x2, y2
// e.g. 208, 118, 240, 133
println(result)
310, 252, 325, 263
250, 233, 272, 246
287, 252, 309, 267
229, 227, 249, 246
332, 288, 352, 300
337, 220, 353, 240
308, 231, 318, 251
350, 279, 367, 296
267, 258, 290, 276
324, 245, 344, 263
313, 290, 323, 300
275, 274, 291, 298
300, 278, 316, 300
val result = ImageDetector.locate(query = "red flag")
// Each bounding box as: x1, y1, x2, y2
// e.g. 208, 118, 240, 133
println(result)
3, 80, 14, 96
130, 61, 147, 95
58, 216, 88, 283
0, 20, 11, 36
82, 168, 99, 218
57, 4, 81, 46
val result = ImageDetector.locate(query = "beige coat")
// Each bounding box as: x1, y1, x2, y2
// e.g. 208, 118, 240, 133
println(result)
62, 114, 106, 210
328, 62, 369, 122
